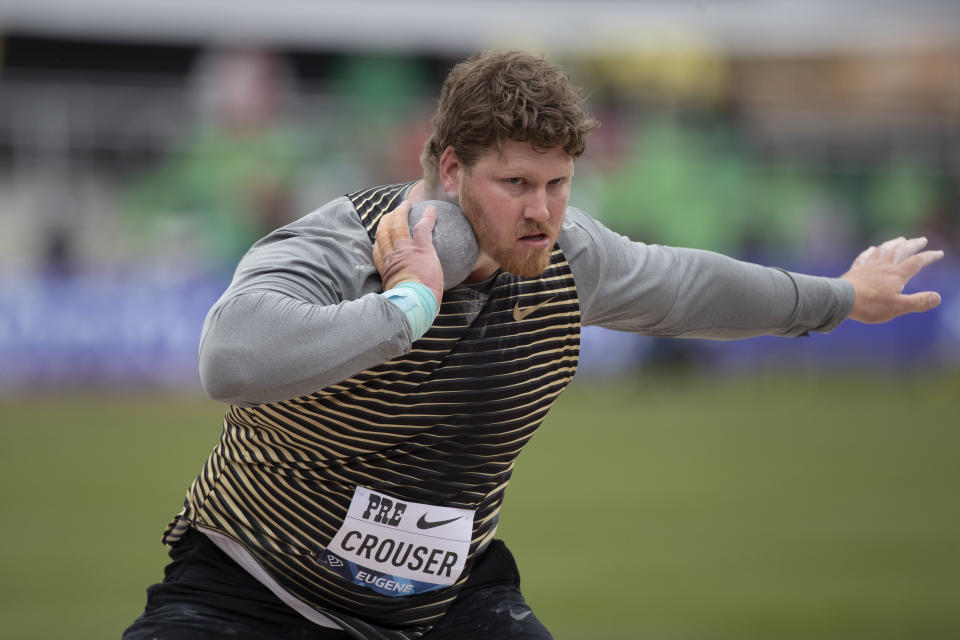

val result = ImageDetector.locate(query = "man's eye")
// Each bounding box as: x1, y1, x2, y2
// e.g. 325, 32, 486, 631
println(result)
507, 177, 524, 185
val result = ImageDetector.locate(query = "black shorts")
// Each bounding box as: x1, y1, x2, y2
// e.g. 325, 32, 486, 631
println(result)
123, 529, 552, 640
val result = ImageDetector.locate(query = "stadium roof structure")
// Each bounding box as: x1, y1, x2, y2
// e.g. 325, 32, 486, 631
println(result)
2, 0, 960, 55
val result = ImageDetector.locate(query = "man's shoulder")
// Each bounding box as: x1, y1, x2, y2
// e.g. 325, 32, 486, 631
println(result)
345, 182, 412, 207
287, 194, 357, 229
561, 205, 595, 229
559, 206, 612, 254
244, 195, 368, 257
269, 181, 415, 244
346, 182, 416, 225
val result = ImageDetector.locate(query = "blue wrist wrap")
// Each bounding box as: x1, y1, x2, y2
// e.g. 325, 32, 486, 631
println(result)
380, 281, 439, 340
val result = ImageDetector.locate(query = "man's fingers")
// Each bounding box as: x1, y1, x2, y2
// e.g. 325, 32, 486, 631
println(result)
854, 246, 876, 266
876, 236, 905, 259
374, 202, 413, 254
899, 248, 945, 278
374, 215, 393, 255
844, 236, 944, 323
412, 205, 438, 247
372, 201, 443, 298
385, 201, 413, 245
855, 236, 937, 269
892, 237, 928, 265
900, 291, 942, 315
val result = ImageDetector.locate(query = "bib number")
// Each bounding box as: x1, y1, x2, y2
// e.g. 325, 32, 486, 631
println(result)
319, 487, 474, 597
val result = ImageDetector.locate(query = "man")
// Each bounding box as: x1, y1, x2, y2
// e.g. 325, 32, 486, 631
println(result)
124, 50, 943, 640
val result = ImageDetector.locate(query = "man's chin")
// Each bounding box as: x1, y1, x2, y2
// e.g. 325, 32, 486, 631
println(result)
497, 249, 552, 278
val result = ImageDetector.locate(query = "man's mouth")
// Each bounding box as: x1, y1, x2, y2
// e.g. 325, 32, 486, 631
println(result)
517, 233, 551, 248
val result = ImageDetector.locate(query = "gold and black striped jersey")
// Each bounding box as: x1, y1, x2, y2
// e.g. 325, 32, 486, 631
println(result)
163, 183, 581, 636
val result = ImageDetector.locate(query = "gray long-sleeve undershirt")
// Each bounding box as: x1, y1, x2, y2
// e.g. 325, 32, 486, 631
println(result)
198, 196, 854, 406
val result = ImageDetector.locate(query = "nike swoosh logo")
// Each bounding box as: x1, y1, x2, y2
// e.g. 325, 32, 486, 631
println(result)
512, 296, 556, 322
416, 514, 463, 530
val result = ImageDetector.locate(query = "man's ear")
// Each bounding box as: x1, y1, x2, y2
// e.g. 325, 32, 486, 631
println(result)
438, 146, 462, 198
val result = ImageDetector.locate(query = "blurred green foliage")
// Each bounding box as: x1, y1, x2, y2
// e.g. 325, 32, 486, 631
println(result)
595, 115, 943, 257
118, 52, 952, 269
124, 126, 308, 265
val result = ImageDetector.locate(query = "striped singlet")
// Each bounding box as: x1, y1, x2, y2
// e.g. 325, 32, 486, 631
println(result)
163, 183, 581, 637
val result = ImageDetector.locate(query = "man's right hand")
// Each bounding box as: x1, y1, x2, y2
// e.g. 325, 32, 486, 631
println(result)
373, 201, 444, 305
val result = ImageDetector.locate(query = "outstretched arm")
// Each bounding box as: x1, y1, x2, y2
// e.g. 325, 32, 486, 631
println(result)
841, 236, 943, 324
563, 208, 854, 338
562, 208, 944, 337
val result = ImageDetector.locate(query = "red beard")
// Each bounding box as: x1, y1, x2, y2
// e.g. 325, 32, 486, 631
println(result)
459, 185, 554, 278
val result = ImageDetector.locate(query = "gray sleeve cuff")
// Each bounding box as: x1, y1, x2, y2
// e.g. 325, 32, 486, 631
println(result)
784, 271, 855, 335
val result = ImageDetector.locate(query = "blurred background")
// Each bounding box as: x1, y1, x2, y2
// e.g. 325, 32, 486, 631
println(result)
1, 1, 958, 638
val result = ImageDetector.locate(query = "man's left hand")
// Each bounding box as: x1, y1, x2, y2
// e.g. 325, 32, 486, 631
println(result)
841, 236, 944, 324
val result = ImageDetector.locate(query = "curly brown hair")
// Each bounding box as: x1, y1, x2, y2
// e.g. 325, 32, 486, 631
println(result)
420, 50, 600, 187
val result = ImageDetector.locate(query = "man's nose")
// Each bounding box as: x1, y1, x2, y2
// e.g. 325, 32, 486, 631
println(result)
523, 190, 550, 222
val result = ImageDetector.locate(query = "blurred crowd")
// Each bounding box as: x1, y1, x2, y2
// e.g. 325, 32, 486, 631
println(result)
1, 33, 958, 389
